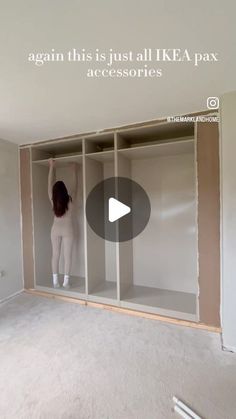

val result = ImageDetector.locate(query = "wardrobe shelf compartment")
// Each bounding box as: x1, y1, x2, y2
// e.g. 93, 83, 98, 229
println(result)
85, 133, 114, 154
32, 156, 85, 292
117, 124, 198, 319
121, 284, 196, 316
88, 280, 118, 301
85, 152, 118, 301
117, 121, 194, 149
118, 139, 194, 159
33, 154, 83, 166
31, 137, 83, 158
36, 276, 86, 294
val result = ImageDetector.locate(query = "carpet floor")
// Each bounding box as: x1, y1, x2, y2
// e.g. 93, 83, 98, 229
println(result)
0, 293, 236, 419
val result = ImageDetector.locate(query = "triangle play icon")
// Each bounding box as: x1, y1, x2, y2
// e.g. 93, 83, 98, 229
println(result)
108, 198, 131, 222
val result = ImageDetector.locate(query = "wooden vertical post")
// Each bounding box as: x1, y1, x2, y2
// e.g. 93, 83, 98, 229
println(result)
197, 122, 221, 326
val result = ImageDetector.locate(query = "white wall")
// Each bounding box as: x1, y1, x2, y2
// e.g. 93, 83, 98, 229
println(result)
220, 91, 236, 352
131, 153, 198, 293
0, 139, 23, 301
0, 2, 235, 144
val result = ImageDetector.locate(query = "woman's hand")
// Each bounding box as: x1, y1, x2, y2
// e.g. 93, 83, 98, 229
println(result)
49, 158, 55, 168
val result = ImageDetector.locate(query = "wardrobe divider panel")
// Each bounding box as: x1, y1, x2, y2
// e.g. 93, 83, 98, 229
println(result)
32, 162, 53, 288
85, 156, 105, 294
82, 139, 88, 296
114, 133, 121, 302
20, 147, 35, 289
116, 150, 133, 299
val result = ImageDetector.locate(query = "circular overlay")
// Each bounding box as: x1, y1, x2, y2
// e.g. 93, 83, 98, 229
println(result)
86, 177, 151, 242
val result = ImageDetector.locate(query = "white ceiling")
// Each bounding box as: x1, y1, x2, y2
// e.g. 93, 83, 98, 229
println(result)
0, 0, 235, 145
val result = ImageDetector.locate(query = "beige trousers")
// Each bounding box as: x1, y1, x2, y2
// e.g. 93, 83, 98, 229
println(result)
51, 231, 74, 276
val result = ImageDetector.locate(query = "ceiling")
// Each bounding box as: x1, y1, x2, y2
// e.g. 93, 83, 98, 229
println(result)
0, 0, 235, 145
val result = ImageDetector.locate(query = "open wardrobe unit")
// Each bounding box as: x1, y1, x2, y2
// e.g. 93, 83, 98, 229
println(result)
20, 116, 220, 327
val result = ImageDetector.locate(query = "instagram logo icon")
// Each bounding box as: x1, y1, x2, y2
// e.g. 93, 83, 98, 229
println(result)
207, 97, 219, 109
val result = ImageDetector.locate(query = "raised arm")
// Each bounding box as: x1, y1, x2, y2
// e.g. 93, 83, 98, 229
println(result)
48, 159, 55, 204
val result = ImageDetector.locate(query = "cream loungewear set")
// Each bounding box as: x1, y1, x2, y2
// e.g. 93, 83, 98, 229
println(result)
48, 165, 75, 287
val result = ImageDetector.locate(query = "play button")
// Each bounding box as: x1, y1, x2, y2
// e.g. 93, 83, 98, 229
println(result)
86, 177, 151, 242
108, 198, 131, 222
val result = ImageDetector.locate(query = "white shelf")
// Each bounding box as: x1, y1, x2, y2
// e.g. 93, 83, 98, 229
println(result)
85, 150, 114, 162
33, 154, 83, 166
89, 280, 117, 300
117, 120, 194, 137
122, 285, 196, 316
32, 140, 193, 165
32, 138, 83, 156
118, 139, 194, 159
36, 276, 86, 294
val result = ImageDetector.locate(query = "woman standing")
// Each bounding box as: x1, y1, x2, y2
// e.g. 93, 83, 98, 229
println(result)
48, 159, 77, 288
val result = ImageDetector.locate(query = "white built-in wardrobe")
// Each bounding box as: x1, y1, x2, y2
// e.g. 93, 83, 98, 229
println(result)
29, 121, 199, 321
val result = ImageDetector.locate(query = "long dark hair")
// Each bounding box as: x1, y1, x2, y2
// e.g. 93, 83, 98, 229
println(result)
52, 181, 72, 217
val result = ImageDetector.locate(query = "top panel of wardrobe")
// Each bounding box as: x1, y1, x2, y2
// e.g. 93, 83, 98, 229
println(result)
30, 120, 194, 157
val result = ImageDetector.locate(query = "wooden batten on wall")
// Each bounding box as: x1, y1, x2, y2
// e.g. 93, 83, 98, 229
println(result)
197, 122, 221, 327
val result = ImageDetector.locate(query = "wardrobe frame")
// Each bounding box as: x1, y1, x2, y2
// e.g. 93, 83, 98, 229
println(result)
20, 112, 220, 328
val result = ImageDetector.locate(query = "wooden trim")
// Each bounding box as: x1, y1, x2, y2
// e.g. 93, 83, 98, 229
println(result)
197, 122, 221, 327
24, 289, 221, 333
25, 289, 86, 305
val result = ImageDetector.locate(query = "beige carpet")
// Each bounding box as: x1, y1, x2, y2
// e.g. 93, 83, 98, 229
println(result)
0, 293, 236, 419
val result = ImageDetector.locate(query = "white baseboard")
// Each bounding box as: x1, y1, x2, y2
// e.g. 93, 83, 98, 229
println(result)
0, 289, 24, 304
222, 344, 236, 353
